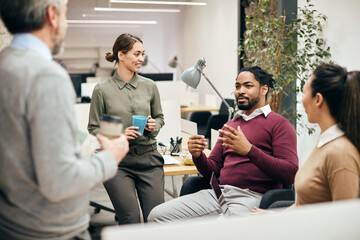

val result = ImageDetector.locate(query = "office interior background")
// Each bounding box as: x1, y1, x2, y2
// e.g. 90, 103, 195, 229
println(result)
1, 0, 360, 164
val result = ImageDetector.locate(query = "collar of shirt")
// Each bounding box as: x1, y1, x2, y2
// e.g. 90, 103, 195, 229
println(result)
317, 124, 344, 148
113, 71, 139, 89
233, 104, 271, 121
10, 33, 52, 61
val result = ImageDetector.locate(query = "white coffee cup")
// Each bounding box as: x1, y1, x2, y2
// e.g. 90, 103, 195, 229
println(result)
99, 115, 123, 139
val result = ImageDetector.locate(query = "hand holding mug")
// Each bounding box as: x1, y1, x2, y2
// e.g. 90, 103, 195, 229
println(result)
145, 115, 156, 132
124, 126, 141, 140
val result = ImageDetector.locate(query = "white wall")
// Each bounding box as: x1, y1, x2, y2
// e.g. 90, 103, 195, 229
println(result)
182, 0, 238, 105
60, 1, 239, 105
316, 0, 360, 71
297, 0, 360, 165
61, 5, 184, 74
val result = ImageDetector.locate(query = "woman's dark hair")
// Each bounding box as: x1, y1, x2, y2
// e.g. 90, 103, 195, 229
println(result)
105, 33, 143, 63
239, 66, 275, 99
312, 63, 360, 152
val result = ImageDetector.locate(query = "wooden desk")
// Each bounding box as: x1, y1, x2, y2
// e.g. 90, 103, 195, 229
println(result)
181, 104, 219, 113
163, 149, 210, 176
164, 161, 198, 176
163, 156, 199, 198
162, 149, 210, 198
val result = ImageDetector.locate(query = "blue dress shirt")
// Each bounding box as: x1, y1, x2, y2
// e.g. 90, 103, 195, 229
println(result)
10, 33, 52, 61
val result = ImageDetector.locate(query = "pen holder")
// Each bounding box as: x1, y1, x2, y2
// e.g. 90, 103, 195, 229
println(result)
170, 142, 182, 156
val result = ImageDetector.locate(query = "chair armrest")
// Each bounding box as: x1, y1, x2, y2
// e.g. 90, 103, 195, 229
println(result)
179, 176, 211, 196
268, 200, 295, 209
259, 187, 295, 209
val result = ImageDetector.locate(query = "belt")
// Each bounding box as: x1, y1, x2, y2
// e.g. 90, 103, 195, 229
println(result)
128, 144, 157, 156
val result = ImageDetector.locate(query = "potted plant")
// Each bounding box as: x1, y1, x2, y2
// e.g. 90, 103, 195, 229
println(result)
239, 0, 332, 133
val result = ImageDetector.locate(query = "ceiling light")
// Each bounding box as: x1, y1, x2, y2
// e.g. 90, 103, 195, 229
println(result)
67, 20, 157, 24
109, 0, 206, 6
94, 7, 180, 13
68, 24, 141, 28
82, 14, 107, 17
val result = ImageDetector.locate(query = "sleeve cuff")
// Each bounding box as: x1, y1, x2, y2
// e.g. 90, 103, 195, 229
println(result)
246, 145, 260, 163
192, 152, 206, 163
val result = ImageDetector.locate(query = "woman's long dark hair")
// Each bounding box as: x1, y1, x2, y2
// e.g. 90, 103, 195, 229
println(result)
312, 64, 360, 152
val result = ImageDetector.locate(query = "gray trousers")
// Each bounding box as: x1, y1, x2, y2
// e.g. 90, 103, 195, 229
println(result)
148, 185, 263, 223
104, 149, 165, 224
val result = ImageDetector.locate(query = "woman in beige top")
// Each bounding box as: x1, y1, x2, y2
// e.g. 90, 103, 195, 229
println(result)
253, 63, 360, 212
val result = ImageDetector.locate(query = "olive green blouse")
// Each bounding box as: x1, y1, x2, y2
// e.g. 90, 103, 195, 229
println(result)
88, 72, 164, 146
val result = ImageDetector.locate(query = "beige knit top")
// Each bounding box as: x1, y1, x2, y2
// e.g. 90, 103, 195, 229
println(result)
295, 136, 360, 205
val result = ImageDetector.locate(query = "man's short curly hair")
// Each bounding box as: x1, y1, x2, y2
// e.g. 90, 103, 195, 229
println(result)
239, 66, 274, 99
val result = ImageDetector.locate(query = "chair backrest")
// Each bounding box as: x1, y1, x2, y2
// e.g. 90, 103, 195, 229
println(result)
205, 114, 228, 139
189, 111, 212, 124
258, 185, 295, 209
219, 98, 235, 115
189, 111, 212, 136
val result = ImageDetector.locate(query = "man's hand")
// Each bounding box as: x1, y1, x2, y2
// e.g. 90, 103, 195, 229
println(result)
218, 124, 252, 156
124, 126, 141, 140
97, 134, 129, 164
145, 115, 156, 132
187, 135, 207, 158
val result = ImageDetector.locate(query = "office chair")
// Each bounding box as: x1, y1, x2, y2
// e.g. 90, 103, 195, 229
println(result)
218, 98, 236, 115
258, 186, 295, 209
179, 176, 295, 209
206, 98, 235, 137
189, 99, 235, 147
204, 114, 228, 141
189, 111, 212, 136
90, 201, 116, 215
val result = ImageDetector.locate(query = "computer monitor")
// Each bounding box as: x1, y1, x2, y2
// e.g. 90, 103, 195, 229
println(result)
109, 70, 173, 82
138, 73, 174, 81
69, 73, 95, 98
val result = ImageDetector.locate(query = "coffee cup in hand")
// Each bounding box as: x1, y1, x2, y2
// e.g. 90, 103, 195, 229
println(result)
100, 115, 123, 139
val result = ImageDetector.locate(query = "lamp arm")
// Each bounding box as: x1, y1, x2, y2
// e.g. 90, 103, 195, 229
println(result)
197, 67, 234, 120
149, 60, 161, 73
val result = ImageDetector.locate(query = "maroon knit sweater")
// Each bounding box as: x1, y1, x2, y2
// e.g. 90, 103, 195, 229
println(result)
194, 112, 298, 194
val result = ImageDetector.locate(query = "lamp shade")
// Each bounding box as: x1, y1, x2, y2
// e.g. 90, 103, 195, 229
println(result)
168, 56, 178, 68
142, 55, 148, 66
180, 58, 206, 89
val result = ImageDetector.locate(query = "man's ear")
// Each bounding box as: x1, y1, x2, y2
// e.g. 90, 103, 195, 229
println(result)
47, 5, 59, 28
261, 85, 268, 96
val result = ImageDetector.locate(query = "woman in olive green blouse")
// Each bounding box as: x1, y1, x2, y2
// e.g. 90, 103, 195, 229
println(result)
88, 33, 165, 224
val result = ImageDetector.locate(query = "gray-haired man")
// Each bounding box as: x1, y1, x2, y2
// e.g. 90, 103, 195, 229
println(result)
0, 1, 129, 239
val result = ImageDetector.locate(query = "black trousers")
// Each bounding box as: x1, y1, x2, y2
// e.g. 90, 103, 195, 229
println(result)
104, 149, 165, 224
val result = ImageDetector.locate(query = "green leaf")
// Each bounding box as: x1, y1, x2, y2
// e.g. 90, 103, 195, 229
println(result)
239, 0, 331, 134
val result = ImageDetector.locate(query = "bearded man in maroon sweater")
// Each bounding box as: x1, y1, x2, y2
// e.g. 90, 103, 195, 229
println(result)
148, 66, 298, 222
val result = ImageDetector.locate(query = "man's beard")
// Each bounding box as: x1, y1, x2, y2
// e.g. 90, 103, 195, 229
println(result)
236, 94, 261, 111
52, 18, 65, 55
52, 34, 64, 55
